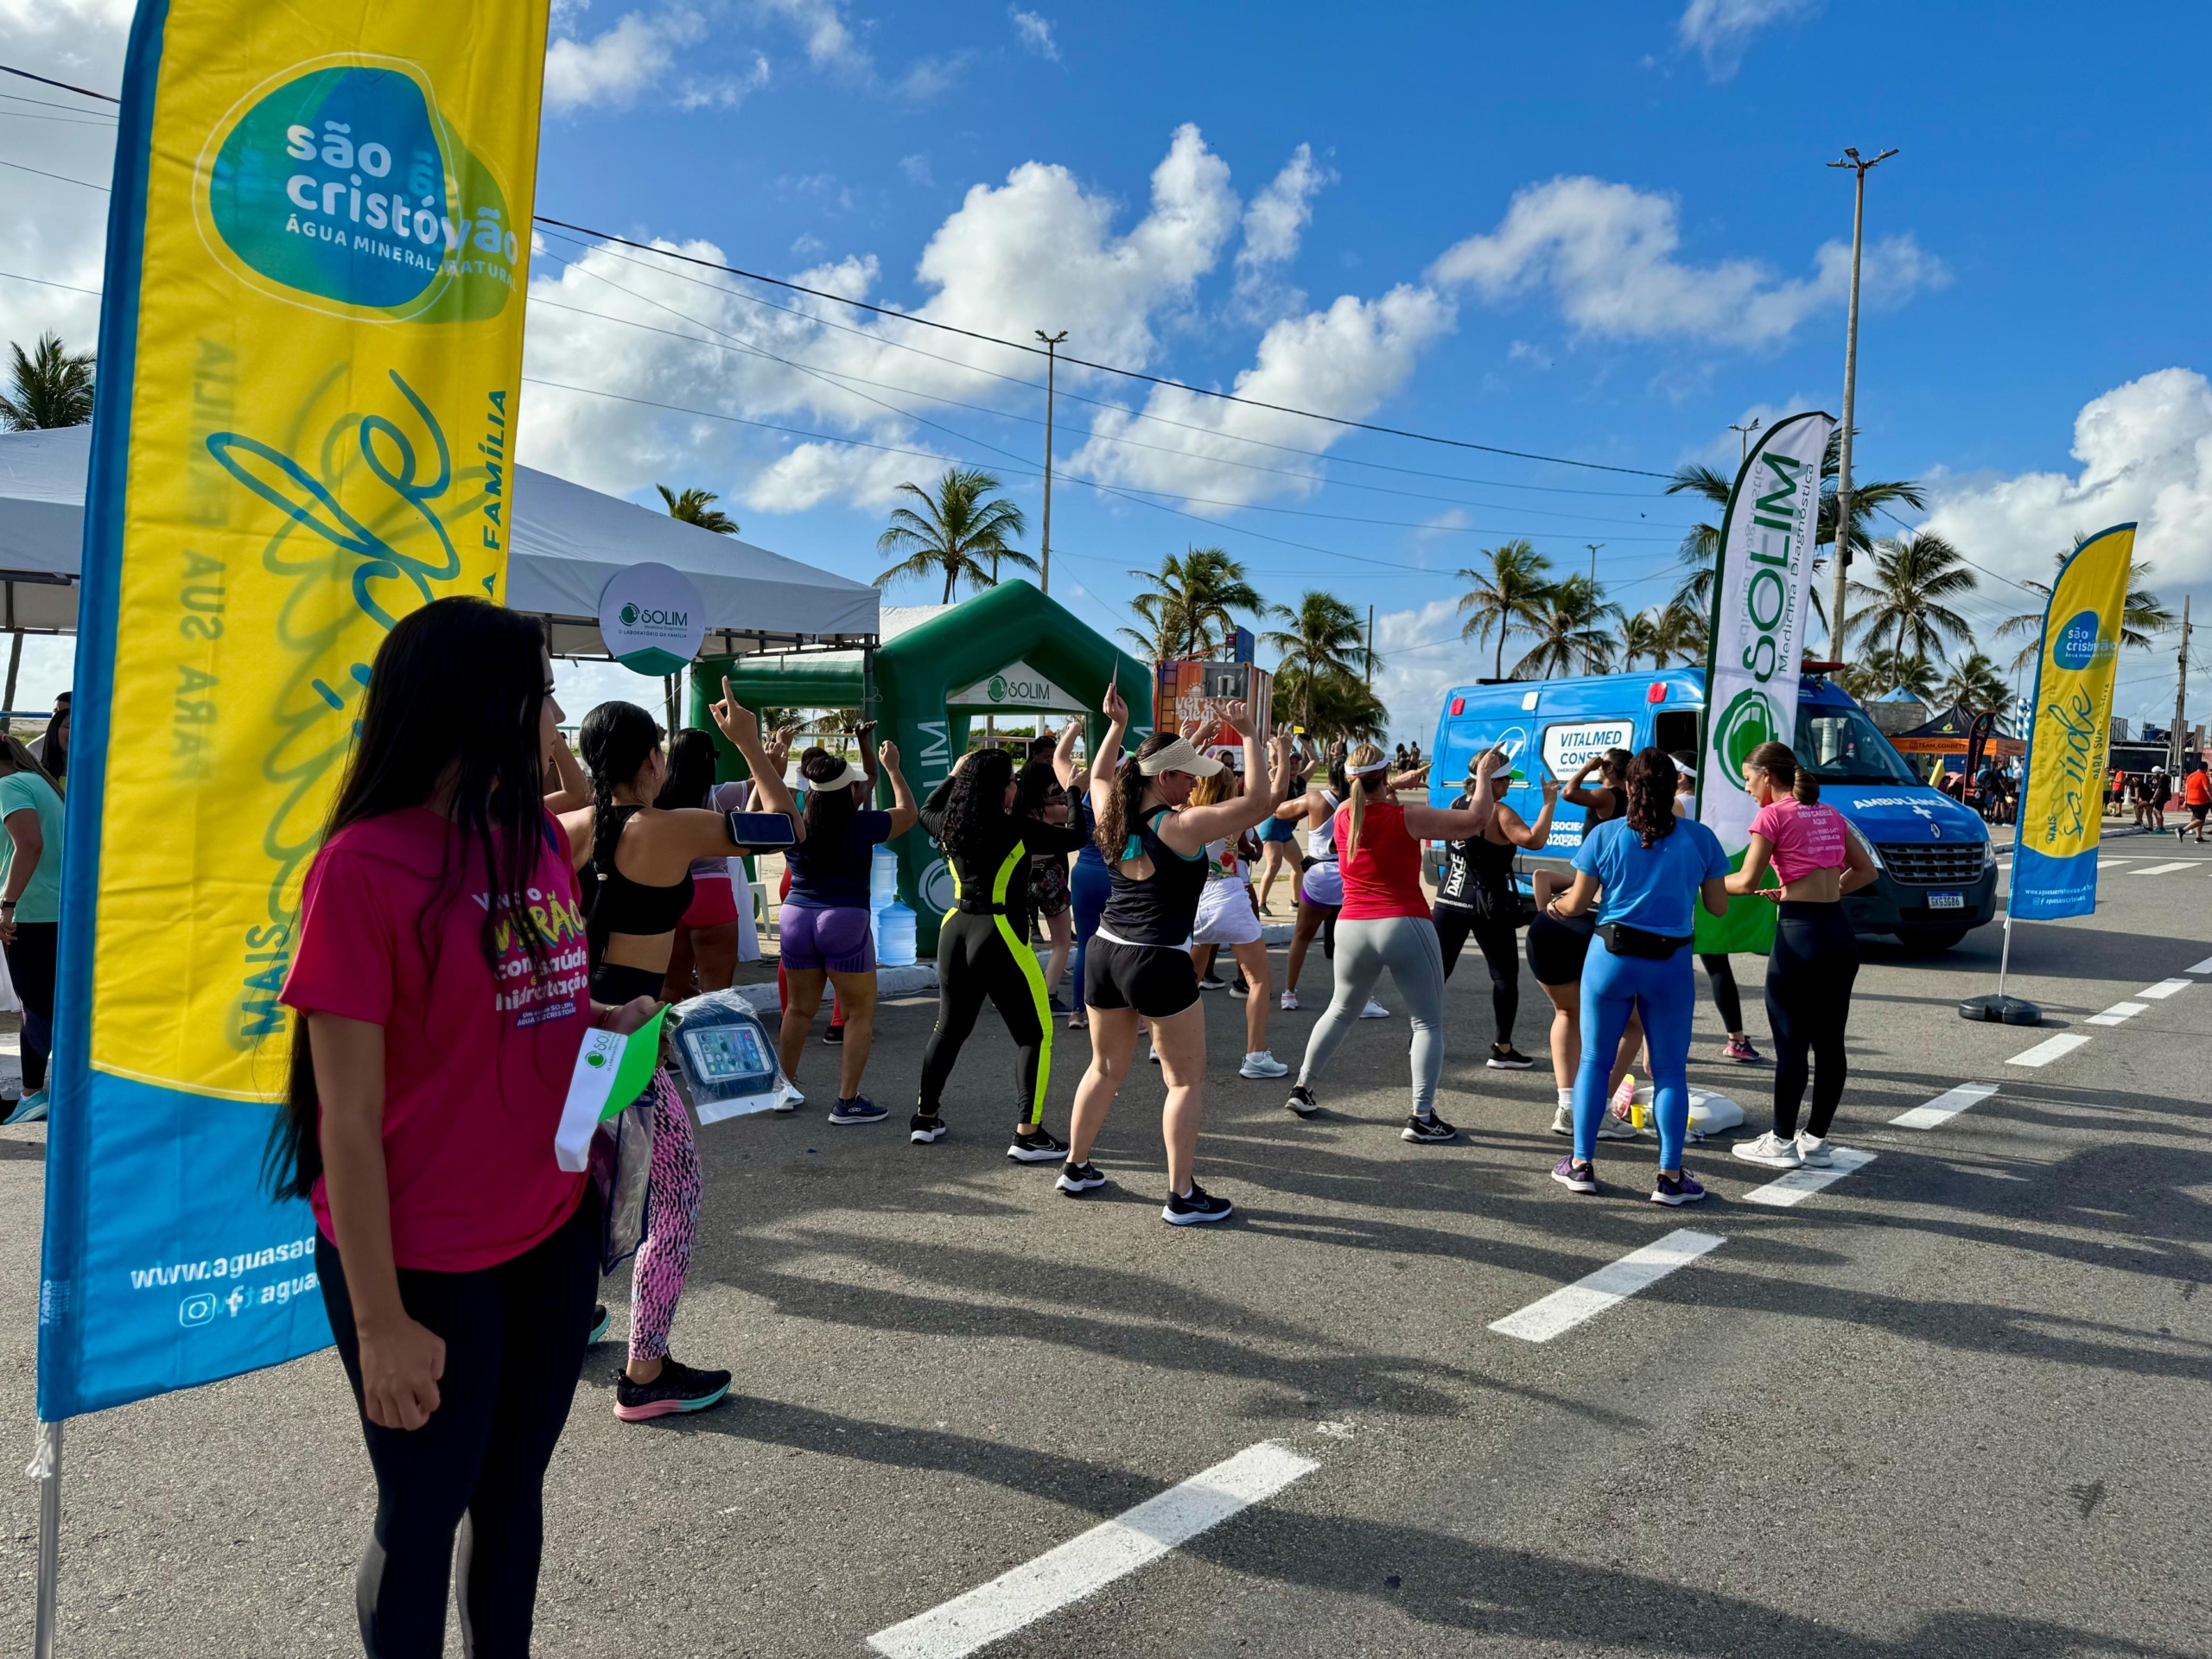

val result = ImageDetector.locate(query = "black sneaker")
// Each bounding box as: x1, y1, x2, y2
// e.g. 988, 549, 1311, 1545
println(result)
828, 1096, 887, 1125
909, 1111, 947, 1144
1008, 1124, 1068, 1163
1198, 972, 1229, 992
1162, 1182, 1235, 1225
1285, 1084, 1319, 1116
613, 1356, 732, 1422
588, 1304, 611, 1344
1486, 1044, 1535, 1070
1057, 1160, 1107, 1194
1047, 993, 1071, 1014
823, 1023, 845, 1046
1229, 978, 1249, 1000
1402, 1113, 1458, 1144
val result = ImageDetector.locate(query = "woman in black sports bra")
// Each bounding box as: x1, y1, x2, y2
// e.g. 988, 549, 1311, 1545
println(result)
554, 681, 798, 1422
1059, 684, 1293, 1225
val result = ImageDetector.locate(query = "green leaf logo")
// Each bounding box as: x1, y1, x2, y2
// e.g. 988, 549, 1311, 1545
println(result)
586, 1050, 607, 1069
619, 603, 639, 627
1716, 689, 1782, 788
988, 675, 1007, 702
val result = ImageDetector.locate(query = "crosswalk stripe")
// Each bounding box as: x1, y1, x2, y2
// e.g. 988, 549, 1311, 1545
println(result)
2085, 1001, 2148, 1027
1891, 1081, 1999, 1128
1489, 1230, 1725, 1343
1739, 1147, 1878, 1206
2137, 979, 2195, 1001
2126, 861, 2195, 876
2007, 1033, 2091, 1067
2187, 957, 2212, 975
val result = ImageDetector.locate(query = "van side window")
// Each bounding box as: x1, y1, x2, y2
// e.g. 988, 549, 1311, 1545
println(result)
1653, 709, 1698, 757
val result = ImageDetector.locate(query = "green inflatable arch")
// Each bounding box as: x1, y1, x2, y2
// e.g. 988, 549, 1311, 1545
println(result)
690, 582, 1151, 955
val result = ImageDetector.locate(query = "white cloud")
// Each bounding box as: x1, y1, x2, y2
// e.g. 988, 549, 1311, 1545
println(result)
1428, 175, 1946, 348
1231, 143, 1332, 320
756, 0, 869, 73
1676, 0, 1815, 78
1366, 600, 1467, 747
0, 3, 124, 361
894, 52, 971, 102
899, 152, 933, 187
1918, 368, 2212, 589
543, 10, 709, 111
1009, 9, 1060, 60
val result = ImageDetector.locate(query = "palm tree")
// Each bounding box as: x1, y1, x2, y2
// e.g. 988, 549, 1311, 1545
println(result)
1936, 651, 2010, 714
656, 483, 739, 535
1840, 648, 1939, 703
873, 467, 1032, 602
1261, 590, 1365, 731
1995, 539, 2177, 670
1271, 664, 1387, 744
1510, 575, 1621, 680
1652, 598, 1707, 667
1122, 546, 1264, 662
1454, 539, 1554, 681
0, 332, 94, 430
1844, 530, 1978, 660
1620, 609, 1665, 670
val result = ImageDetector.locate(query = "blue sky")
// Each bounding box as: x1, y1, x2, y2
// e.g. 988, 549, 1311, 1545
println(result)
4, 0, 2209, 736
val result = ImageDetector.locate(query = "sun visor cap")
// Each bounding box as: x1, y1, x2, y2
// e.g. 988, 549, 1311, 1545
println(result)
1137, 737, 1225, 778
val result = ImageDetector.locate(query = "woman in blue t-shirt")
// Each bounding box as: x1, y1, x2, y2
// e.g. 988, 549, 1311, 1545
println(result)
775, 743, 917, 1122
1542, 747, 1730, 1205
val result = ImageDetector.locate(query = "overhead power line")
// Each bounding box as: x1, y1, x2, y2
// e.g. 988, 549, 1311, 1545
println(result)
0, 63, 116, 105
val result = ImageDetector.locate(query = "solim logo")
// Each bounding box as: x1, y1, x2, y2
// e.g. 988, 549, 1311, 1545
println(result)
1716, 689, 1783, 788
619, 602, 639, 627
585, 1050, 607, 1069
988, 674, 1008, 702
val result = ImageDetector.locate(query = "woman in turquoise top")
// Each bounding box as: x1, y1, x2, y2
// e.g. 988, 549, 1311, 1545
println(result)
0, 734, 66, 1124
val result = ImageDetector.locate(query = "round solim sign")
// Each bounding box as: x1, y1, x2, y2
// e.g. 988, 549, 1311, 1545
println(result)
599, 563, 705, 675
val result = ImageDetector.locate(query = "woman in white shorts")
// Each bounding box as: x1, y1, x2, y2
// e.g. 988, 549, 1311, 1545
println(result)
1187, 765, 1287, 1078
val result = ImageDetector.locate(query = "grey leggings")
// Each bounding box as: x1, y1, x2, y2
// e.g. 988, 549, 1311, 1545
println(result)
1296, 916, 1447, 1118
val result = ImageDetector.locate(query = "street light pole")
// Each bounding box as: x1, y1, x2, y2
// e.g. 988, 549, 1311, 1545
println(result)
1730, 417, 1761, 461
1586, 542, 1603, 591
1825, 145, 1897, 662
1035, 329, 1067, 595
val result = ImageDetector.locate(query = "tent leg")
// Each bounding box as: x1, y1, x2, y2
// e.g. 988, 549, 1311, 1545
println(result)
2, 629, 22, 736
29, 1418, 60, 1657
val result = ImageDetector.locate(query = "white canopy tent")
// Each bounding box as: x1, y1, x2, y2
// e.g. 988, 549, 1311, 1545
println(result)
0, 424, 878, 657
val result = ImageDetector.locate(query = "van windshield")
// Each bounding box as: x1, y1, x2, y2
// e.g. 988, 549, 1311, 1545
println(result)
1793, 706, 1919, 785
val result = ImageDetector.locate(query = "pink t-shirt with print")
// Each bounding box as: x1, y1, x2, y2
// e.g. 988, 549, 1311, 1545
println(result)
1749, 797, 1848, 887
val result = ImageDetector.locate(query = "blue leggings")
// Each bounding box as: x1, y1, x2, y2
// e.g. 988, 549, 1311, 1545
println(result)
1070, 859, 1111, 1010
1573, 941, 1695, 1169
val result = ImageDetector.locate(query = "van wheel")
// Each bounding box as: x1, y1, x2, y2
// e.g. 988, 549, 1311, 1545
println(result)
1895, 926, 1968, 951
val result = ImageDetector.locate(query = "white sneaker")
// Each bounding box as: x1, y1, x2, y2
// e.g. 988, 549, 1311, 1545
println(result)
1147, 1043, 1160, 1065
773, 1079, 804, 1113
1550, 1104, 1573, 1136
1796, 1132, 1834, 1167
1279, 991, 1300, 1011
1239, 1050, 1289, 1079
1732, 1131, 1802, 1168
1552, 1103, 1639, 1139
1359, 999, 1389, 1019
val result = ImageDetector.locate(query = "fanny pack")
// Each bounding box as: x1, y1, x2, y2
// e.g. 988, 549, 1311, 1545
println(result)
1598, 920, 1692, 959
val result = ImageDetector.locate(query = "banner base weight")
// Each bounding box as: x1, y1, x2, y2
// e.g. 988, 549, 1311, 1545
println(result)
1960, 994, 2041, 1026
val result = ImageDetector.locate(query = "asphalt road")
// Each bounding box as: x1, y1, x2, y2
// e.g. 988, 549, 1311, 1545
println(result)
3, 825, 2209, 1656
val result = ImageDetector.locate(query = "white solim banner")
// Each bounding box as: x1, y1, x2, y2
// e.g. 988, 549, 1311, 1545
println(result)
1695, 410, 1834, 952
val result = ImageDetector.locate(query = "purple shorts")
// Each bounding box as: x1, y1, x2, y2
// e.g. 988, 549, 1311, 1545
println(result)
779, 903, 875, 974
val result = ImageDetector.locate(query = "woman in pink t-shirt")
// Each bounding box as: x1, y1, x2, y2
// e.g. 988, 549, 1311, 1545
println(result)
1721, 740, 1878, 1171
275, 599, 659, 1654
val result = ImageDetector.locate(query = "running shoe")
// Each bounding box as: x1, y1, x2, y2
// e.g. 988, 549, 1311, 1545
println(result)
823, 1024, 845, 1046
1651, 1170, 1707, 1206
1198, 972, 1229, 992
588, 1304, 611, 1345
1067, 1012, 1087, 1031
828, 1096, 887, 1125
1048, 993, 1071, 1014
1147, 1043, 1160, 1065
1721, 1036, 1762, 1063
1239, 1050, 1289, 1079
772, 1080, 804, 1114
1796, 1132, 1834, 1168
1229, 979, 1249, 1000
1732, 1131, 1803, 1168
1402, 1113, 1458, 1144
1550, 1104, 1574, 1137
1056, 1160, 1107, 1194
1007, 1124, 1068, 1164
1161, 1182, 1235, 1225
1285, 1084, 1319, 1116
1486, 1044, 1536, 1070
1549, 1103, 1639, 1140
4, 1089, 47, 1126
1359, 999, 1390, 1019
613, 1357, 732, 1422
1280, 990, 1300, 1011
909, 1111, 947, 1144
1551, 1157, 1599, 1194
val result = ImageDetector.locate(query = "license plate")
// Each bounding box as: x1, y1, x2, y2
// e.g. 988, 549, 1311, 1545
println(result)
1928, 892, 1965, 910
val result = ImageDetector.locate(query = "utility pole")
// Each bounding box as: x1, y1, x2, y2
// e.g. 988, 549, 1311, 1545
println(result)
1585, 542, 1603, 591
2172, 594, 2192, 775
1730, 417, 1761, 461
1034, 330, 1067, 595
1825, 145, 1897, 662
1365, 604, 1375, 685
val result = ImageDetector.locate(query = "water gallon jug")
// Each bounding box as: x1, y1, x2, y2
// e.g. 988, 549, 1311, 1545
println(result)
876, 901, 918, 968
870, 844, 899, 907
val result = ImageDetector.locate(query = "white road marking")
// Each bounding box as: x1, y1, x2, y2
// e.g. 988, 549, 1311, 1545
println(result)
1488, 1230, 1725, 1344
866, 1441, 1320, 1659
2137, 978, 2194, 1001
2188, 957, 2212, 975
2007, 1033, 2092, 1068
2085, 1001, 2149, 1027
1891, 1081, 1999, 1128
1739, 1147, 1878, 1206
2126, 861, 2195, 876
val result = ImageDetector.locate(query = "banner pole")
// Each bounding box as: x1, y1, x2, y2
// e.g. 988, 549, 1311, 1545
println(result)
1993, 909, 2014, 1001
29, 1418, 61, 1656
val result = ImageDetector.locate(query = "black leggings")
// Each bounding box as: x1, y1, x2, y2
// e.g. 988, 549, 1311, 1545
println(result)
1700, 953, 1743, 1034
918, 909, 1051, 1124
316, 1190, 600, 1659
1434, 905, 1519, 1046
1764, 903, 1859, 1140
5, 920, 55, 1090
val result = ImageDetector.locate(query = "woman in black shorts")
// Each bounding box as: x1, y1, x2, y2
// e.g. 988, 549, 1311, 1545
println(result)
1061, 685, 1291, 1224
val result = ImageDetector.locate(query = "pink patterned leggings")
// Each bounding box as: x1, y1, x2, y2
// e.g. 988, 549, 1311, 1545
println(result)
628, 1071, 701, 1363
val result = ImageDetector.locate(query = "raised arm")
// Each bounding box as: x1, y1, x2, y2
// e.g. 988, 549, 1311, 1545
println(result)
1497, 776, 1560, 849
1560, 756, 1613, 811
1403, 760, 1496, 841
1158, 704, 1276, 855
877, 739, 919, 839
1052, 719, 1083, 790
711, 679, 799, 825
542, 726, 590, 814
1088, 681, 1131, 835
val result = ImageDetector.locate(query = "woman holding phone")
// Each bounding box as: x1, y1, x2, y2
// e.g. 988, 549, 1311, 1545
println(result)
275, 599, 656, 1655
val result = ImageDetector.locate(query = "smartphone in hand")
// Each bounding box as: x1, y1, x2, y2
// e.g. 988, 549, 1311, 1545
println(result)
728, 811, 796, 848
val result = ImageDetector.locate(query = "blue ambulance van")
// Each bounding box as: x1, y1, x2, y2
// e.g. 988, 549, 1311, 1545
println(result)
1426, 668, 1997, 948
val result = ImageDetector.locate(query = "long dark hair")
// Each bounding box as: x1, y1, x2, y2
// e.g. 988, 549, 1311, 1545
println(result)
1013, 760, 1062, 819
268, 599, 552, 1200
1746, 739, 1819, 804
579, 701, 663, 957
1624, 747, 1679, 849
800, 747, 861, 842
0, 734, 63, 798
1096, 734, 1173, 861
938, 747, 1014, 856
656, 727, 717, 810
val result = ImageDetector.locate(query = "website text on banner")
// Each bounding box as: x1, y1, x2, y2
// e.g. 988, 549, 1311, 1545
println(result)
2008, 523, 2135, 921
40, 0, 556, 1421
1694, 410, 1835, 954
